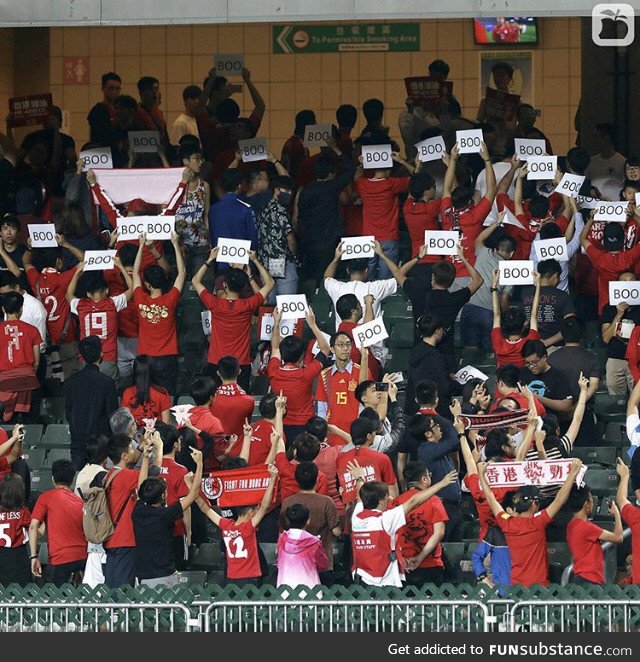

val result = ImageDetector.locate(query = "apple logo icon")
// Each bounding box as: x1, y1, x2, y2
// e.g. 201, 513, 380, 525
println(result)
592, 3, 635, 46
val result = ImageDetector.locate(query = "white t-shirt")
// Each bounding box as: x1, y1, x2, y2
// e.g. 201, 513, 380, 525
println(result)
21, 292, 47, 349
626, 413, 640, 447
172, 114, 199, 144
475, 161, 514, 225
585, 152, 626, 202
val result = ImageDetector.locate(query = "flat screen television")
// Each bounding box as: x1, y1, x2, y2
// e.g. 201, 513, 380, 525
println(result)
473, 17, 539, 45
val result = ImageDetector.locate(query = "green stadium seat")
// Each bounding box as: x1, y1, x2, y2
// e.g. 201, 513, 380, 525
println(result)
583, 469, 620, 497
37, 542, 49, 565
40, 425, 71, 448
1, 424, 43, 448
387, 321, 414, 349
44, 448, 72, 467
176, 570, 207, 587
250, 375, 270, 396
192, 543, 225, 572
593, 394, 627, 424
259, 542, 278, 566
39, 397, 67, 425
571, 446, 617, 467
177, 396, 195, 406
604, 421, 626, 447
21, 447, 47, 470
384, 349, 411, 374
30, 470, 55, 495
547, 542, 573, 583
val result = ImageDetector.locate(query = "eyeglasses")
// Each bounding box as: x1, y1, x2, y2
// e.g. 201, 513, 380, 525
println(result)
524, 358, 544, 368
428, 423, 441, 433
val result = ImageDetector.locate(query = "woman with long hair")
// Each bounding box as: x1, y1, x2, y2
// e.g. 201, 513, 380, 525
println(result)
0, 474, 32, 586
55, 203, 101, 268
120, 355, 172, 427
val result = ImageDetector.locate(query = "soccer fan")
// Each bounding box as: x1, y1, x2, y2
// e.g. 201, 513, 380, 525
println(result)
134, 76, 170, 150
585, 123, 627, 202
0, 272, 46, 353
246, 392, 285, 467
172, 85, 202, 144
0, 215, 27, 276
616, 459, 640, 585
186, 376, 227, 472
333, 293, 380, 378
280, 110, 315, 180
355, 381, 405, 455
0, 474, 31, 586
120, 355, 172, 427
87, 72, 122, 146
273, 433, 329, 502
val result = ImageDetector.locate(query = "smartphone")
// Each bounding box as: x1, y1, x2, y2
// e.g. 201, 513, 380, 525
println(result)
375, 382, 389, 392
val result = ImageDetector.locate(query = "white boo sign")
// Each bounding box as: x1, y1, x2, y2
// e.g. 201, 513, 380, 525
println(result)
216, 238, 252, 265
80, 147, 113, 171
117, 216, 175, 241
341, 236, 374, 260
514, 138, 546, 160
533, 238, 568, 262
239, 138, 267, 163
214, 54, 244, 76
28, 224, 57, 248
303, 124, 331, 147
128, 131, 161, 153
594, 201, 628, 223
609, 281, 640, 307
276, 294, 309, 320
554, 173, 585, 199
352, 317, 389, 348
526, 156, 557, 181
456, 129, 484, 154
415, 136, 446, 162
361, 144, 393, 169
260, 314, 298, 340
424, 230, 459, 256
454, 365, 489, 384
84, 250, 117, 271
499, 260, 534, 286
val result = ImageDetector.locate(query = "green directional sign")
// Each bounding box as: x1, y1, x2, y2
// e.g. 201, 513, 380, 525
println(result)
273, 23, 420, 54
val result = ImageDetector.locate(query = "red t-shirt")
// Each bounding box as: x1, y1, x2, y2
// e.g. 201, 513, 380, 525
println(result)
266, 356, 324, 425
159, 457, 189, 537
498, 509, 552, 586
391, 491, 448, 568
31, 488, 88, 564
315, 443, 343, 514
72, 294, 127, 362
280, 135, 308, 179
248, 419, 275, 466
403, 197, 442, 264
566, 517, 604, 583
274, 451, 329, 502
104, 468, 139, 549
219, 517, 262, 579
337, 320, 380, 379
105, 269, 139, 338
585, 243, 640, 314
26, 266, 77, 344
210, 383, 255, 454
491, 328, 540, 368
440, 196, 492, 277
200, 291, 264, 365
336, 446, 397, 504
315, 363, 362, 441
121, 385, 171, 428
188, 405, 225, 472
622, 503, 640, 585
463, 474, 512, 541
0, 507, 31, 548
0, 320, 42, 371
133, 286, 180, 356
353, 177, 410, 241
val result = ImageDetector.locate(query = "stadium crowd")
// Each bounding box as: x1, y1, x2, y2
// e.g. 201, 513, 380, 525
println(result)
0, 56, 640, 592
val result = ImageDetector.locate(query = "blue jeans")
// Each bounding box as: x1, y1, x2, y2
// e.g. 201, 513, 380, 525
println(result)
460, 304, 493, 350
266, 260, 298, 305
368, 240, 398, 280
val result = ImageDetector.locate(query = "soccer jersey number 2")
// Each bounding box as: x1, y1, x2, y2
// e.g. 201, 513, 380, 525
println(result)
84, 312, 108, 339
223, 535, 248, 559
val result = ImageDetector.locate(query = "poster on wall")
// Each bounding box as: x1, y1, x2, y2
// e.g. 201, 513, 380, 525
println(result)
479, 51, 533, 105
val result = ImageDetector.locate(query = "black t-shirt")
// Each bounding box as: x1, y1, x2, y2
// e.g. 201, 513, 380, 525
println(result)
132, 500, 183, 580
0, 244, 27, 272
519, 366, 573, 404
521, 285, 575, 340
0, 158, 15, 216
601, 304, 640, 360
548, 346, 601, 401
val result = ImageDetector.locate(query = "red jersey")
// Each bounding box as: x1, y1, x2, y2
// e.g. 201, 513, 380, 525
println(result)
210, 383, 255, 455
354, 177, 409, 242
105, 269, 139, 338
497, 509, 552, 586
248, 419, 275, 466
0, 455, 9, 481
390, 490, 448, 568
121, 385, 171, 428
587, 217, 639, 252
337, 320, 380, 379
0, 507, 30, 548
71, 294, 127, 362
0, 320, 42, 371
266, 356, 324, 426
133, 286, 180, 356
31, 488, 87, 564
585, 243, 640, 314
491, 328, 540, 368
274, 451, 329, 502
104, 467, 139, 549
336, 446, 397, 505
622, 503, 640, 584
566, 517, 605, 584
188, 405, 225, 472
315, 362, 361, 440
219, 517, 262, 579
26, 266, 78, 344
159, 457, 189, 537
280, 135, 308, 180
463, 474, 512, 541
403, 197, 442, 264
200, 291, 264, 365
315, 443, 343, 514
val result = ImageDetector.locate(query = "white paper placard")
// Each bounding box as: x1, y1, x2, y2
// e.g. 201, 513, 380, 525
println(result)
303, 124, 331, 147
84, 250, 116, 271
361, 144, 393, 169
260, 314, 297, 340
609, 281, 640, 307
499, 260, 534, 286
201, 310, 211, 336
352, 318, 389, 348
636, 192, 640, 208
28, 224, 57, 248
117, 216, 175, 241
534, 238, 568, 262
216, 237, 251, 265
554, 173, 585, 199
238, 138, 267, 163
128, 131, 161, 153
311, 332, 332, 356
454, 365, 489, 385
576, 195, 599, 209
526, 156, 557, 181
214, 54, 245, 76
276, 294, 309, 320
594, 201, 628, 223
424, 230, 459, 256
341, 236, 374, 260
514, 138, 547, 160
80, 147, 113, 171
170, 404, 193, 426
456, 129, 484, 154
415, 136, 446, 162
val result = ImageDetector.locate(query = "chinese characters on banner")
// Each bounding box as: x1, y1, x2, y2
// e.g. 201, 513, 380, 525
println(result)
483, 459, 587, 488
201, 464, 277, 507
404, 77, 454, 110
482, 87, 521, 122
8, 94, 52, 127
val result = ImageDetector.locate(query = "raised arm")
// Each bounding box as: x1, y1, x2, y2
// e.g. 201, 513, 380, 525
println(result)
455, 418, 477, 475
545, 458, 582, 520
373, 240, 423, 288
456, 243, 483, 295
514, 409, 539, 461
477, 462, 505, 517
475, 210, 505, 250
491, 269, 501, 329
513, 165, 527, 217
496, 156, 519, 195
580, 212, 595, 252
179, 449, 203, 510
65, 261, 84, 302
616, 457, 632, 512
170, 232, 186, 291
324, 243, 343, 280
238, 419, 253, 464
564, 373, 589, 447
251, 464, 279, 527
0, 243, 21, 278
114, 256, 134, 301
442, 144, 459, 198
529, 272, 541, 332
242, 68, 266, 120
271, 306, 282, 359
599, 499, 624, 544
192, 247, 217, 295
479, 142, 496, 204
400, 470, 458, 516
132, 234, 145, 290
56, 233, 85, 264
306, 306, 330, 357
249, 251, 275, 299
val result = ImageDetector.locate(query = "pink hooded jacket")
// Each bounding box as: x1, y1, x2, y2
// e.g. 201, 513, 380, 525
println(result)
276, 529, 329, 588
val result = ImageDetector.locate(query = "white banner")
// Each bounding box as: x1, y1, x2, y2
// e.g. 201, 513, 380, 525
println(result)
594, 201, 628, 223
636, 192, 640, 208
117, 216, 175, 241
454, 365, 489, 385
201, 310, 211, 336
499, 260, 534, 286
514, 138, 546, 160
216, 237, 252, 265
361, 144, 393, 169
214, 53, 244, 76
239, 138, 267, 163
260, 314, 298, 340
424, 230, 459, 256
526, 156, 557, 181
128, 130, 161, 153
352, 317, 388, 348
28, 224, 57, 248
483, 459, 587, 489
415, 136, 446, 162
80, 147, 113, 171
456, 129, 483, 154
533, 238, 568, 262
84, 250, 116, 271
93, 168, 183, 206
341, 236, 374, 260
276, 294, 309, 320
303, 124, 331, 147
554, 173, 585, 199
609, 281, 640, 307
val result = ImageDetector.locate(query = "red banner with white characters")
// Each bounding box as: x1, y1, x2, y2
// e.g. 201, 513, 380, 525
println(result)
201, 464, 277, 507
483, 459, 587, 488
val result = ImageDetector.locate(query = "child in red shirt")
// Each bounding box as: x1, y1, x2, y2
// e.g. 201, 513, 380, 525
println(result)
0, 473, 31, 586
